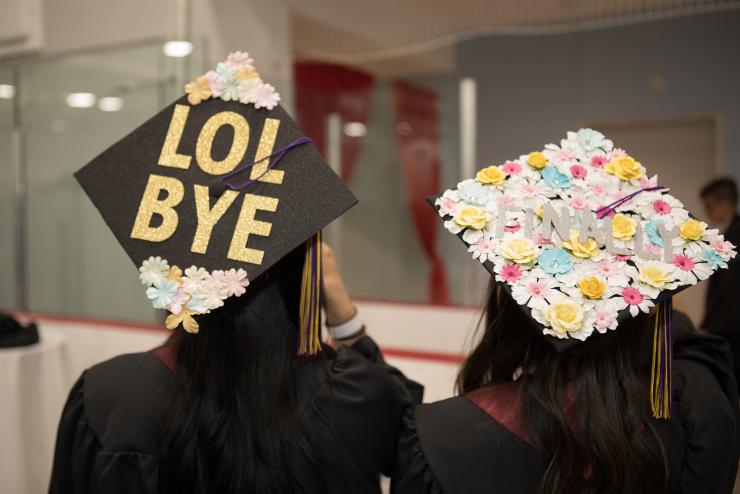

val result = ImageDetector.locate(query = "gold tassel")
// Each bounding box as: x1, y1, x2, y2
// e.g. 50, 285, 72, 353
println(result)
299, 231, 322, 356
649, 300, 673, 420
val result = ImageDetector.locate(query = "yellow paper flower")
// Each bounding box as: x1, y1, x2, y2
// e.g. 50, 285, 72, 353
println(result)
454, 206, 490, 230
476, 165, 507, 186
543, 299, 585, 333
167, 265, 183, 285
638, 263, 674, 288
611, 213, 637, 241
185, 76, 212, 105
165, 308, 201, 333
501, 237, 539, 264
236, 66, 259, 80
604, 155, 644, 181
527, 151, 548, 170
579, 276, 607, 299
679, 219, 706, 241
562, 230, 600, 259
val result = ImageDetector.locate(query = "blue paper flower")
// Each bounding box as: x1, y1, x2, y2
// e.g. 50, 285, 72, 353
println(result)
703, 249, 724, 269
186, 294, 209, 313
541, 166, 572, 190
216, 62, 237, 81
537, 248, 573, 275
645, 219, 664, 247
146, 278, 179, 309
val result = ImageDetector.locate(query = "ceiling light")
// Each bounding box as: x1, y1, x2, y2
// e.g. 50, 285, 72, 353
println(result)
0, 84, 15, 99
343, 122, 367, 137
66, 92, 97, 108
98, 96, 123, 112
163, 41, 193, 58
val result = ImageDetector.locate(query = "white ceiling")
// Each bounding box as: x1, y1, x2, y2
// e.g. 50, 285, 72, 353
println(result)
290, 0, 740, 76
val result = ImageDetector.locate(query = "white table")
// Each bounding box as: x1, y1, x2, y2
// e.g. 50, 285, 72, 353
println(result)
0, 332, 70, 494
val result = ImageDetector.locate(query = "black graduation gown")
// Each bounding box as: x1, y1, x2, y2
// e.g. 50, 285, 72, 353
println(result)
48, 335, 423, 494
702, 214, 740, 391
393, 312, 740, 494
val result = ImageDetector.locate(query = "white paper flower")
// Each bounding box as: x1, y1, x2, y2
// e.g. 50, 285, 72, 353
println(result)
139, 256, 170, 286
238, 77, 262, 104
225, 51, 254, 68
456, 179, 489, 206
512, 276, 557, 310
182, 266, 210, 294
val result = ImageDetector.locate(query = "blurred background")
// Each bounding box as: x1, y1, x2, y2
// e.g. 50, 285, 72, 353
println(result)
1, 0, 739, 491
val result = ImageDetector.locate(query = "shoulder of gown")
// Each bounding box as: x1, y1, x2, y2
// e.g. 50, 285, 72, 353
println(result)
392, 396, 542, 494
393, 314, 740, 494
49, 352, 169, 494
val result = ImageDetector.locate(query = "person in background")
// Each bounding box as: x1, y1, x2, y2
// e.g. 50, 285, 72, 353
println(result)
701, 178, 740, 390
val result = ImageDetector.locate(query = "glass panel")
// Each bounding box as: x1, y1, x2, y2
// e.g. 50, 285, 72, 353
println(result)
0, 68, 15, 310
18, 41, 206, 322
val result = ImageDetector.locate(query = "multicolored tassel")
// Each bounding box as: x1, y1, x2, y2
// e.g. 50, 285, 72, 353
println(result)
649, 299, 673, 420
298, 231, 322, 356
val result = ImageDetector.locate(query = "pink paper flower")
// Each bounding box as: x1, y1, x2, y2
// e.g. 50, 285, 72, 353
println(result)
639, 175, 658, 188
610, 148, 627, 158
527, 279, 549, 298
504, 221, 521, 233
502, 160, 522, 175
614, 254, 631, 261
594, 308, 617, 332
558, 148, 576, 161
500, 263, 523, 283
653, 199, 672, 215
533, 232, 552, 246
438, 197, 458, 215
644, 244, 662, 255
569, 196, 588, 210
672, 254, 695, 271
591, 155, 607, 168
569, 164, 587, 179
167, 289, 190, 315
711, 238, 733, 254
205, 70, 223, 98
596, 260, 617, 277
222, 268, 250, 297
621, 286, 644, 305
592, 183, 606, 196
496, 194, 515, 206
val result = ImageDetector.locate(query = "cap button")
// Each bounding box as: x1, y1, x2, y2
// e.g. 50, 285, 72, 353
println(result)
209, 179, 226, 198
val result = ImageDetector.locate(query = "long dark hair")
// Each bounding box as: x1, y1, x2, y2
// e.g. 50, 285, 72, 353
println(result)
458, 282, 668, 494
160, 245, 322, 494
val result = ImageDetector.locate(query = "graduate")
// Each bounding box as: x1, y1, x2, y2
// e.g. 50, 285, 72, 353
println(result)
393, 129, 740, 494
49, 51, 422, 494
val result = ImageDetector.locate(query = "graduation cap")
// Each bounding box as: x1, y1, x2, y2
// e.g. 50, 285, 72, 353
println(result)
75, 52, 356, 355
431, 128, 736, 418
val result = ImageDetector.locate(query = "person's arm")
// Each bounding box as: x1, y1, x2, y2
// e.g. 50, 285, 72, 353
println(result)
322, 243, 366, 348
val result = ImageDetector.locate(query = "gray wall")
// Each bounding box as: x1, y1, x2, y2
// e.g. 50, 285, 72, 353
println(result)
457, 10, 740, 181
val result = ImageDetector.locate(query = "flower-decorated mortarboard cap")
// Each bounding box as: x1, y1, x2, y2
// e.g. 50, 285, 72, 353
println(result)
75, 52, 357, 354
432, 128, 736, 418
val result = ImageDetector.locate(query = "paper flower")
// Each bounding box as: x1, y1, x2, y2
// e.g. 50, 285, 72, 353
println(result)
620, 286, 654, 316
578, 276, 607, 299
454, 206, 490, 230
502, 161, 522, 175
146, 278, 179, 309
501, 237, 539, 264
225, 51, 254, 68
605, 156, 644, 181
512, 277, 556, 310
703, 249, 727, 269
139, 256, 170, 285
182, 266, 210, 294
569, 164, 587, 179
562, 230, 600, 259
541, 298, 585, 335
238, 77, 262, 104
185, 76, 212, 105
570, 128, 612, 153
497, 263, 523, 283
611, 214, 637, 241
167, 289, 190, 315
527, 152, 549, 170
476, 165, 507, 186
204, 70, 223, 98
672, 254, 713, 285
469, 236, 496, 263
542, 166, 572, 190
538, 248, 572, 275
251, 83, 281, 110
591, 155, 607, 168
222, 268, 250, 297
220, 78, 241, 101
678, 219, 707, 241
166, 308, 201, 333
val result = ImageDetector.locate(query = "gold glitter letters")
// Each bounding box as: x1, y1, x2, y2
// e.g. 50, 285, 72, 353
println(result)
196, 111, 249, 175
158, 104, 192, 169
227, 193, 279, 264
130, 174, 184, 242
249, 118, 284, 184
191, 184, 239, 254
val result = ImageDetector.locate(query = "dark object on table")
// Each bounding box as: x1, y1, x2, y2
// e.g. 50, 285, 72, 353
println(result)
0, 313, 40, 348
